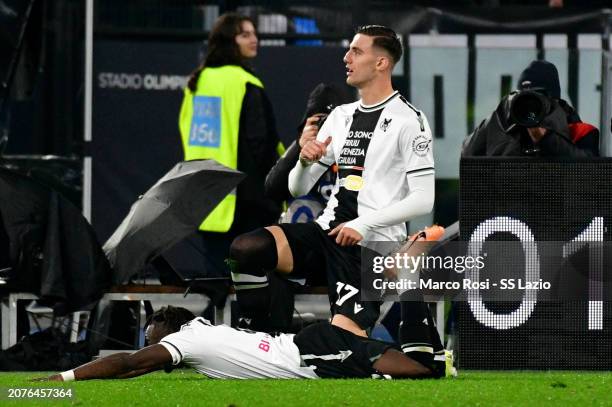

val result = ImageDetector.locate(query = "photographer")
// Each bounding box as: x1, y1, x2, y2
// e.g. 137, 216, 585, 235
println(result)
461, 60, 599, 157
264, 82, 353, 205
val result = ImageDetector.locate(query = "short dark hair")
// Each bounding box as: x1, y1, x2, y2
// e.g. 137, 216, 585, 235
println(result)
146, 306, 196, 333
356, 25, 402, 64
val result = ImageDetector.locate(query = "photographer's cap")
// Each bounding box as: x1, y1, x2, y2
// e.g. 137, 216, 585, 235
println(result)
517, 60, 561, 99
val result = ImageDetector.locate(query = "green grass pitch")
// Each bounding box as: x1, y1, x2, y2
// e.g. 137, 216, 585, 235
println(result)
1, 370, 611, 406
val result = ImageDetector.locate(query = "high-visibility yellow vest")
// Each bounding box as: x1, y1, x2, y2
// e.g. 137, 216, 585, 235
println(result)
179, 65, 263, 232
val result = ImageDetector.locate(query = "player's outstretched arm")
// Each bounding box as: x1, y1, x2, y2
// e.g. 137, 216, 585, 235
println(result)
35, 344, 172, 382
373, 348, 433, 379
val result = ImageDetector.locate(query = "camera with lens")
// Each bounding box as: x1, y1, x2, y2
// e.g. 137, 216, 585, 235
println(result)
314, 103, 336, 128
509, 89, 552, 128
315, 113, 329, 128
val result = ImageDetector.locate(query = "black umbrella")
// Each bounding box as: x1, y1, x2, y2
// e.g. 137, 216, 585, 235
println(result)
103, 159, 245, 284
0, 166, 111, 311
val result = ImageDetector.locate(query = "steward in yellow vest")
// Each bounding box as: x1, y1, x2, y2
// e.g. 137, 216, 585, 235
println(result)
176, 13, 284, 284
179, 65, 283, 233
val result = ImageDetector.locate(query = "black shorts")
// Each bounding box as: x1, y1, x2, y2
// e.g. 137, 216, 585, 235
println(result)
278, 222, 380, 330
293, 322, 395, 378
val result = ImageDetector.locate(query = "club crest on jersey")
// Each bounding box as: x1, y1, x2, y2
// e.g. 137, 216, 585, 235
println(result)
412, 134, 432, 157
380, 118, 392, 132
340, 175, 364, 191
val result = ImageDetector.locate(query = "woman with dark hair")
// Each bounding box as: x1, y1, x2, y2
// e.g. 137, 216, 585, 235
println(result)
178, 13, 283, 281
186, 13, 258, 91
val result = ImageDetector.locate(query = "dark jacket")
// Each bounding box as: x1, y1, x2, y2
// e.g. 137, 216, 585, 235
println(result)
264, 83, 353, 202
461, 95, 599, 158
264, 140, 301, 202
234, 84, 283, 230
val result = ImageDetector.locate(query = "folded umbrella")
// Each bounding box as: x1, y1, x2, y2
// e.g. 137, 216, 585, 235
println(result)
103, 160, 245, 284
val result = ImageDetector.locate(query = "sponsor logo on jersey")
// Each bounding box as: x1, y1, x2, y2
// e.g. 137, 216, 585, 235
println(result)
380, 117, 392, 132
412, 134, 432, 157
340, 175, 364, 191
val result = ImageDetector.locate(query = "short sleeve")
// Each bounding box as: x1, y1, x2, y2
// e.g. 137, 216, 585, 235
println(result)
400, 111, 435, 176
159, 329, 196, 366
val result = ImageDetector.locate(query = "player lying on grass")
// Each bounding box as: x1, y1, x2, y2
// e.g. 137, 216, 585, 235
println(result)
37, 305, 444, 381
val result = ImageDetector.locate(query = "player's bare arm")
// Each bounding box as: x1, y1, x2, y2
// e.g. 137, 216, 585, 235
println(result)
373, 348, 433, 378
36, 344, 172, 382
34, 308, 185, 383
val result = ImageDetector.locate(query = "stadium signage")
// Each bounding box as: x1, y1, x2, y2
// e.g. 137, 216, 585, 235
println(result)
458, 157, 612, 370
98, 72, 187, 91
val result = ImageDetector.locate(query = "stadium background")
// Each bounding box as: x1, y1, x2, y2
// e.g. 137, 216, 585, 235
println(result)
1, 0, 612, 377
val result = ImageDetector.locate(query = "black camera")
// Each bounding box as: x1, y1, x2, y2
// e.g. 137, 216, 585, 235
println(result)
509, 89, 552, 128
314, 103, 336, 128
315, 113, 329, 128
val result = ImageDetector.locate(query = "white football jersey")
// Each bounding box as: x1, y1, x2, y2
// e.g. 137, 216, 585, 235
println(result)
315, 91, 434, 242
159, 318, 318, 379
